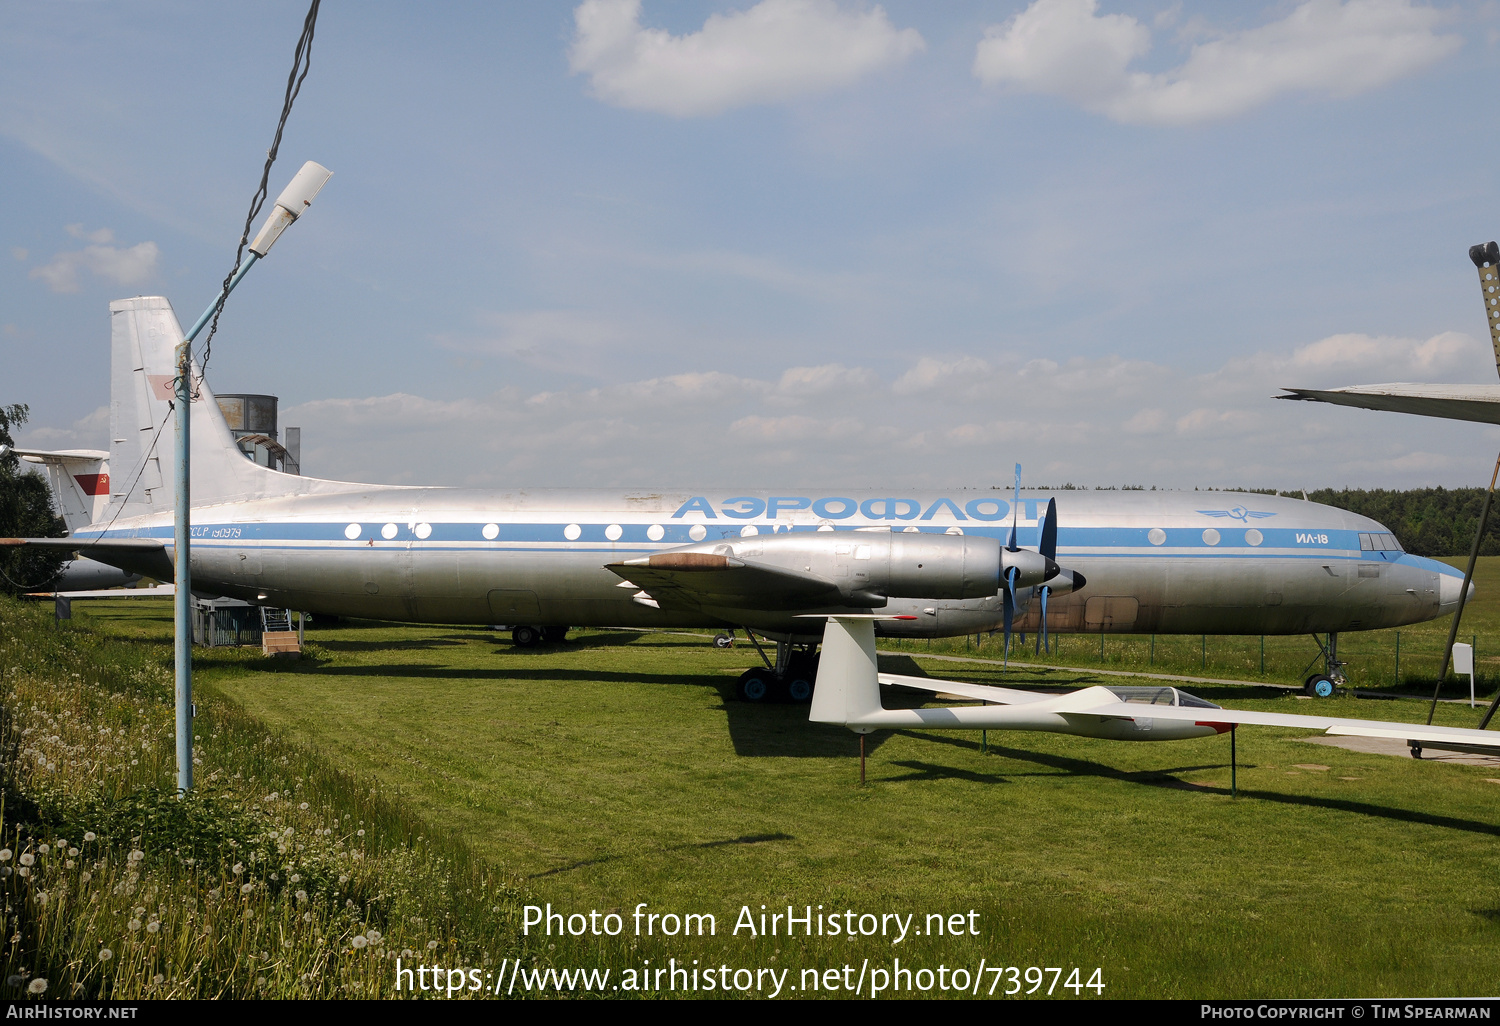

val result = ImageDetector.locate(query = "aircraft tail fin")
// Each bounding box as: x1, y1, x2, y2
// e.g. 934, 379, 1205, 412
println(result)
11, 448, 110, 532
106, 296, 299, 522
809, 617, 885, 727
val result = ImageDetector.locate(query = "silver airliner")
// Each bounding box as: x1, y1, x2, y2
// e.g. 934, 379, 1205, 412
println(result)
6, 296, 1468, 700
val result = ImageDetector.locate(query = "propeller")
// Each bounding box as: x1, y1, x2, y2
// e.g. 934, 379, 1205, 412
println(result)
1033, 496, 1086, 655
991, 469, 1086, 665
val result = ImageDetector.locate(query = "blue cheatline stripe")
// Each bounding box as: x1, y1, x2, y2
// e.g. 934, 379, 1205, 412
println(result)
84, 521, 1377, 552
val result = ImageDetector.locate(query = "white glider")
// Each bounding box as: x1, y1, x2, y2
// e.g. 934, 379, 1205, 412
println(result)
810, 615, 1500, 758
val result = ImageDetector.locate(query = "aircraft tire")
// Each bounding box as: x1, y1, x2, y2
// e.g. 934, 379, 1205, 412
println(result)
785, 676, 814, 704
737, 670, 772, 703
713, 633, 734, 649
1304, 674, 1335, 698
542, 626, 569, 643
512, 625, 541, 648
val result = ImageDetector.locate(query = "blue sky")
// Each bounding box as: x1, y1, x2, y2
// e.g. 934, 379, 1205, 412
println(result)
5, 0, 1500, 491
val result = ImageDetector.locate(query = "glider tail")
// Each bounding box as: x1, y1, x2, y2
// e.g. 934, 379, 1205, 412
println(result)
809, 617, 885, 727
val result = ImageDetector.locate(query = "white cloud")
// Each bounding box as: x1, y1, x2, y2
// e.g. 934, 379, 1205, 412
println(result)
28, 226, 159, 294
974, 0, 1461, 126
269, 330, 1498, 490
13, 405, 109, 451
570, 0, 925, 117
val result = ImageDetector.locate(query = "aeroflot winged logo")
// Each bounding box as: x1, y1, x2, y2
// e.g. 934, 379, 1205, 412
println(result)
670, 496, 1031, 522
1196, 506, 1276, 522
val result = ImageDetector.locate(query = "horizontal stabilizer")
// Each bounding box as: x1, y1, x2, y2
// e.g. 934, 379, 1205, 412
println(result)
0, 537, 172, 581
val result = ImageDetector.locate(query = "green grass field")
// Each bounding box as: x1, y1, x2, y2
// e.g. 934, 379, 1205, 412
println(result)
10, 557, 1500, 999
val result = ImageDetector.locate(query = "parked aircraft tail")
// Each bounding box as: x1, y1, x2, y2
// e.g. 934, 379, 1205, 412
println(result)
106, 296, 307, 520
9, 447, 110, 532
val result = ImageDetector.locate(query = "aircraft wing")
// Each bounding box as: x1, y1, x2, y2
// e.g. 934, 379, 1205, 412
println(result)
1278, 383, 1500, 425
1030, 685, 1500, 756
605, 552, 845, 613
0, 537, 173, 580
879, 673, 1055, 706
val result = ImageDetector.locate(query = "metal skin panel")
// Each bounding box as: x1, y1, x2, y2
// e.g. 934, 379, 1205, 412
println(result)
52, 298, 1469, 642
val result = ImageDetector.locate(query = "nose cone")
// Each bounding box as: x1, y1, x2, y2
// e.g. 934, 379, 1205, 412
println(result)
1042, 556, 1059, 582
1439, 573, 1476, 614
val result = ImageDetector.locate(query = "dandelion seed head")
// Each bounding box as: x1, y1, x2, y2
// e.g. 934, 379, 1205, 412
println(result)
240, 883, 254, 895
98, 948, 112, 962
351, 935, 368, 949
128, 919, 141, 931
35, 845, 47, 855
83, 832, 95, 843
7, 975, 22, 988
67, 849, 78, 858
232, 863, 243, 875
146, 921, 160, 934
25, 979, 45, 995
299, 802, 308, 810
427, 940, 439, 950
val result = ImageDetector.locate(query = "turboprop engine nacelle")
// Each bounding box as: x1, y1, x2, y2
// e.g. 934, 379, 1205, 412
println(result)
653, 531, 1056, 603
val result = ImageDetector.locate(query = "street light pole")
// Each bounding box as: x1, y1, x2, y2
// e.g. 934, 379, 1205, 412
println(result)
172, 161, 331, 791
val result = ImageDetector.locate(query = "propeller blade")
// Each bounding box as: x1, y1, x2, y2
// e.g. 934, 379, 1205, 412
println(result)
1002, 587, 1013, 667
1002, 565, 1019, 667
1007, 463, 1021, 551
1039, 497, 1057, 561
1039, 585, 1050, 654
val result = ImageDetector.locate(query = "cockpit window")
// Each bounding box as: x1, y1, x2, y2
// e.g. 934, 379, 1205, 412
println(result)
1104, 686, 1220, 709
1359, 532, 1403, 553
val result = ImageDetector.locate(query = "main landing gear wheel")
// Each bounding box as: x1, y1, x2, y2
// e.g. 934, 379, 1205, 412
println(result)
1304, 674, 1336, 698
542, 626, 569, 643
713, 633, 734, 649
785, 676, 814, 703
512, 625, 541, 647
737, 670, 772, 703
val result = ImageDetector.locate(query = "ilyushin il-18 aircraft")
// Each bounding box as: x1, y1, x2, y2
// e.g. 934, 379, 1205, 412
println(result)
2, 295, 1469, 703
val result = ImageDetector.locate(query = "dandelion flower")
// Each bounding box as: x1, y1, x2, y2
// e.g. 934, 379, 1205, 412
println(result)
351, 935, 368, 950
289, 874, 300, 883
232, 863, 243, 876
19, 868, 30, 878
0, 850, 12, 862
83, 832, 96, 843
127, 850, 144, 863
299, 802, 308, 810
240, 883, 254, 895
295, 890, 308, 903
356, 829, 365, 837
427, 940, 439, 950
35, 845, 47, 855
98, 948, 113, 962
67, 849, 78, 858
79, 872, 90, 884
128, 919, 141, 932
146, 921, 160, 934
26, 979, 46, 996
7, 975, 22, 988
18, 854, 33, 867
